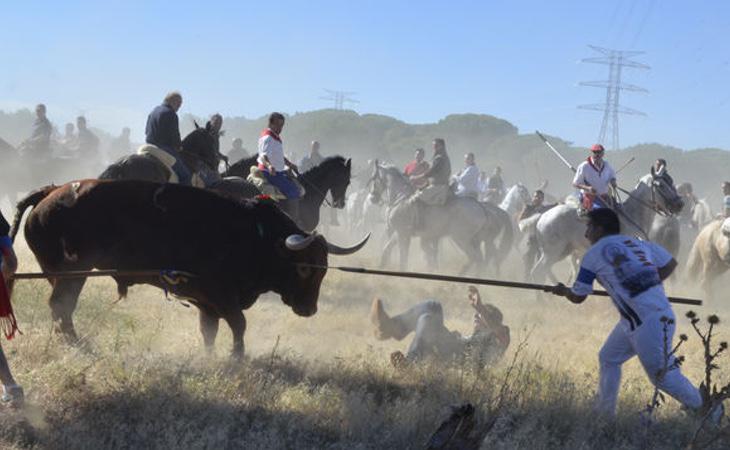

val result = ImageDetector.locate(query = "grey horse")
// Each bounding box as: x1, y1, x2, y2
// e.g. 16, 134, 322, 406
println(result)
531, 165, 684, 283
369, 163, 512, 274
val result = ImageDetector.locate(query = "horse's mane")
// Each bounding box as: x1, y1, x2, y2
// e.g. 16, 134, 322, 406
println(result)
302, 155, 347, 179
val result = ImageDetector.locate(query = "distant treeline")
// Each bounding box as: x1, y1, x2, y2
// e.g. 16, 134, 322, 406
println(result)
1, 108, 728, 209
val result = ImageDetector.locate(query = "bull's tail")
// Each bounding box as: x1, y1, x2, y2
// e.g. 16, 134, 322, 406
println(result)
10, 185, 57, 243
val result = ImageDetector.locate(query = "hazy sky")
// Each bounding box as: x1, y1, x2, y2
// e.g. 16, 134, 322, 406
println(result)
1, 0, 729, 150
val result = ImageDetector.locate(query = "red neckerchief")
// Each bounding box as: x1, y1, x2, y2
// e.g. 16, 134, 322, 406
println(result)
260, 128, 282, 143
586, 156, 604, 175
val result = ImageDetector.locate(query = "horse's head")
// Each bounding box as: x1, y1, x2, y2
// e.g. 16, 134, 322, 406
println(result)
182, 125, 216, 157
649, 165, 684, 215
302, 156, 352, 209
327, 157, 352, 209
516, 183, 530, 204
367, 160, 386, 205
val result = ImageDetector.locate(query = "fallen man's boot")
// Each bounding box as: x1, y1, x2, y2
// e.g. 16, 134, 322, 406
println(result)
370, 298, 407, 340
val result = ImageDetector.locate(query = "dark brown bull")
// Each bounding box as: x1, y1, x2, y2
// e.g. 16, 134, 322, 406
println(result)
10, 179, 368, 360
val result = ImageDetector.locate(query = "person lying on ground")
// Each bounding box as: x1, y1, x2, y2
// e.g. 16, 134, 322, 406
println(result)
370, 286, 509, 367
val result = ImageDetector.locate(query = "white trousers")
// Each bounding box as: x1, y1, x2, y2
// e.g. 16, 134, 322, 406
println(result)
597, 309, 702, 414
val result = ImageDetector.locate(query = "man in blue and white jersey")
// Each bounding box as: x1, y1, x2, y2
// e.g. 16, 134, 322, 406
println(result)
549, 208, 723, 422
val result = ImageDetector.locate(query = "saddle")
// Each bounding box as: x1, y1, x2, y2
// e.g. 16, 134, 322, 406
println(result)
246, 166, 305, 201
136, 144, 205, 187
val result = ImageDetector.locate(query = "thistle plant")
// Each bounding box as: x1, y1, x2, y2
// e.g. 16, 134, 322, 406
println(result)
685, 312, 730, 448
642, 316, 688, 425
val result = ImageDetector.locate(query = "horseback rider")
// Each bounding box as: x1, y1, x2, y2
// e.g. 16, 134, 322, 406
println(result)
484, 166, 505, 204
572, 144, 617, 211
519, 190, 557, 275
257, 113, 301, 216
408, 139, 451, 228
454, 152, 480, 198
404, 148, 430, 189
76, 116, 100, 161
411, 139, 451, 201
145, 91, 192, 185
60, 123, 76, 150
204, 113, 226, 169
299, 140, 324, 173
22, 104, 53, 160
227, 138, 249, 163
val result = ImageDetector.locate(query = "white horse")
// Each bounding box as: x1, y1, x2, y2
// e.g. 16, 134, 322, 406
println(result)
531, 166, 684, 283
499, 183, 531, 218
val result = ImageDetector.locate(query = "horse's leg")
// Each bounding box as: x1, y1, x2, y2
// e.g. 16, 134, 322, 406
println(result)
420, 238, 436, 270
454, 237, 483, 275
199, 306, 220, 354
380, 230, 397, 267
398, 231, 411, 271
482, 237, 497, 276
48, 278, 87, 343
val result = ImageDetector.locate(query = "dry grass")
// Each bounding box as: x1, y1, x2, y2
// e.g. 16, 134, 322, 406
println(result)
0, 239, 728, 449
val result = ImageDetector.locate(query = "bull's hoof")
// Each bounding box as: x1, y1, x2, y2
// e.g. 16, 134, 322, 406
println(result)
230, 348, 245, 363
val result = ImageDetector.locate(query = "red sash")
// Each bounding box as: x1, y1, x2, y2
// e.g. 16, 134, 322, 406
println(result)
586, 157, 604, 175
0, 275, 18, 340
260, 128, 282, 142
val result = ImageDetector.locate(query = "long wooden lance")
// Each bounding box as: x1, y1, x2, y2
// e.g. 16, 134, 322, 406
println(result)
615, 156, 636, 174
11, 269, 195, 280
307, 264, 702, 306
535, 131, 576, 173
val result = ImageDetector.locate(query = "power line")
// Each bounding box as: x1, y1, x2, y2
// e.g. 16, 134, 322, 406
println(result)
578, 45, 650, 150
319, 89, 359, 110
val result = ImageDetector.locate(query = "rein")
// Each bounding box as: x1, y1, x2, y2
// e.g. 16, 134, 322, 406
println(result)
616, 185, 670, 218
299, 174, 333, 208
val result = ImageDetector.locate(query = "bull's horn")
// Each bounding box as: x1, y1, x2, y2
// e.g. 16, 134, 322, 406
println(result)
326, 233, 370, 255
285, 233, 318, 251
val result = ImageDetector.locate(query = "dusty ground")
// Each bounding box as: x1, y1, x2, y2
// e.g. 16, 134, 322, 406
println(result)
0, 228, 728, 449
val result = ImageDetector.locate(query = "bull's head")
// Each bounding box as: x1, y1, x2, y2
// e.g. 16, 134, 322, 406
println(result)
275, 232, 369, 317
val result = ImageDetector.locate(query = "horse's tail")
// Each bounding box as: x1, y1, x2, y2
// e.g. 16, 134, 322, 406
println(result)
10, 184, 57, 243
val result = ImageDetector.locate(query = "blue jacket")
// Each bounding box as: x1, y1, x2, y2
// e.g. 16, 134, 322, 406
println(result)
145, 104, 181, 151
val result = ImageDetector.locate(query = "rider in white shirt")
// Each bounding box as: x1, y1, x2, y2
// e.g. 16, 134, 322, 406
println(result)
573, 144, 616, 210
454, 152, 480, 198
257, 112, 300, 199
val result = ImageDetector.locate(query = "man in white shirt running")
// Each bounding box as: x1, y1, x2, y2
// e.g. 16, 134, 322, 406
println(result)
549, 208, 723, 423
257, 112, 300, 199
454, 152, 480, 198
573, 144, 617, 210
